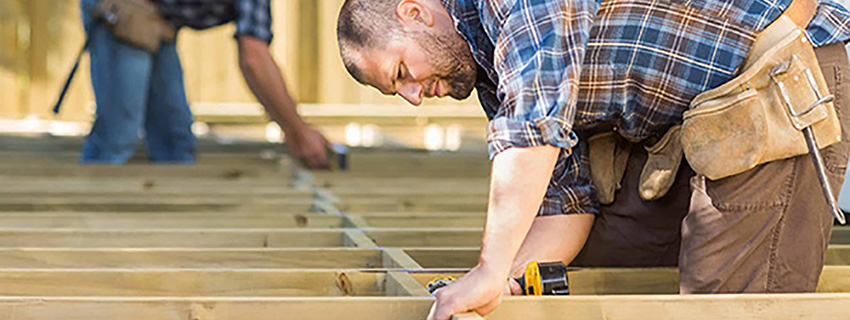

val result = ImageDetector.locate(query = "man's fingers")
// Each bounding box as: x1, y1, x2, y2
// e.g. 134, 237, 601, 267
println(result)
473, 293, 502, 316
308, 152, 329, 169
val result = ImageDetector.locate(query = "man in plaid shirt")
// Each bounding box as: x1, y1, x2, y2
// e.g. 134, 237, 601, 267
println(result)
80, 0, 330, 167
338, 0, 850, 318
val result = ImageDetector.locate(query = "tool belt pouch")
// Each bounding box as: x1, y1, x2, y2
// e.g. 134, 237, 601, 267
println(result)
681, 27, 841, 180
639, 125, 683, 201
97, 0, 175, 53
588, 132, 631, 205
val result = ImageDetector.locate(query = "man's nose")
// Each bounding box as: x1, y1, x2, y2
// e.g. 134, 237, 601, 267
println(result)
397, 82, 423, 106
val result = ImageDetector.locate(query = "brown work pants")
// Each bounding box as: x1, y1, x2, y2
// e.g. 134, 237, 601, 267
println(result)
572, 42, 850, 293
679, 42, 850, 294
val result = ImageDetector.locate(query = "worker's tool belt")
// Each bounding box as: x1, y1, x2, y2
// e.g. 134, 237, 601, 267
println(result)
588, 126, 683, 204
94, 0, 175, 53
680, 0, 841, 180
589, 0, 841, 202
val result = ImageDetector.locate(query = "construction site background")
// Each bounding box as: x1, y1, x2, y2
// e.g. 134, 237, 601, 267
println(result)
0, 0, 848, 210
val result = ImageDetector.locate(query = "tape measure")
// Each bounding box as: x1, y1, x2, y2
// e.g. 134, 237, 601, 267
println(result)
424, 261, 569, 296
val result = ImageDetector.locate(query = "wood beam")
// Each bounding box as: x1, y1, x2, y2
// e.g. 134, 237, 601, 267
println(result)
826, 244, 850, 265
410, 266, 850, 295
0, 267, 842, 298
0, 270, 388, 296
361, 214, 484, 228
343, 229, 379, 249
0, 294, 843, 320
364, 229, 482, 248
0, 213, 342, 229
382, 248, 423, 269
0, 198, 315, 212
405, 248, 480, 269
0, 229, 346, 248
386, 271, 430, 297
340, 199, 487, 213
0, 181, 305, 196
0, 248, 384, 269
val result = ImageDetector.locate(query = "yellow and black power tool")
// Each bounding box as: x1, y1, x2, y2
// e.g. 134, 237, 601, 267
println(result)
425, 261, 569, 296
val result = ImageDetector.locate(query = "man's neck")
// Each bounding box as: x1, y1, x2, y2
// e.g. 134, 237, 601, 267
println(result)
439, 0, 458, 20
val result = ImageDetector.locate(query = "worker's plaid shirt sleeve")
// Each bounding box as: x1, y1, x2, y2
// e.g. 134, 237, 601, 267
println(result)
486, 0, 600, 158
234, 0, 274, 43
807, 0, 850, 46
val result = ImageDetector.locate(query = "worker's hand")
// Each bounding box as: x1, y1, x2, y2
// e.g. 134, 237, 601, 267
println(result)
285, 124, 331, 169
427, 264, 508, 320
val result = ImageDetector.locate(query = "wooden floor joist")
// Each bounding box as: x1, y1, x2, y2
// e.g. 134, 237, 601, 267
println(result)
0, 165, 291, 179
0, 266, 843, 298
408, 266, 850, 294
0, 213, 343, 229
1, 135, 847, 319
0, 229, 349, 248
0, 181, 305, 196
0, 249, 385, 269
352, 212, 485, 228
0, 294, 843, 320
0, 270, 397, 297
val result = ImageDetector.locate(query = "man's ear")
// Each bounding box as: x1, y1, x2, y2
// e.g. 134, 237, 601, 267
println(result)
396, 0, 434, 27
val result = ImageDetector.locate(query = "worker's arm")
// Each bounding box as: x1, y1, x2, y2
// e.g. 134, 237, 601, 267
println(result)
237, 35, 329, 168
510, 213, 593, 279
428, 145, 561, 320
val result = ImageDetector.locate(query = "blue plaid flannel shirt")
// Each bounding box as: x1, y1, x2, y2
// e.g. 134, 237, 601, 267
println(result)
153, 0, 273, 43
442, 0, 850, 216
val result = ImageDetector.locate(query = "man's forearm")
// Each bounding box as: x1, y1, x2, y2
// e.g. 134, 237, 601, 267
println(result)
478, 145, 561, 277
237, 36, 304, 134
510, 214, 594, 278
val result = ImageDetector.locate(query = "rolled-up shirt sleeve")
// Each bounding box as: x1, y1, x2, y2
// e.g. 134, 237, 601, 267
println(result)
487, 0, 599, 158
234, 0, 274, 43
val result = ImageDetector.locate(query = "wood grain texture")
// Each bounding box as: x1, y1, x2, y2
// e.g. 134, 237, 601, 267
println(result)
0, 295, 844, 320
410, 266, 850, 295
0, 270, 385, 296
364, 229, 482, 248
386, 271, 430, 297
0, 229, 345, 248
0, 213, 341, 229
0, 248, 384, 269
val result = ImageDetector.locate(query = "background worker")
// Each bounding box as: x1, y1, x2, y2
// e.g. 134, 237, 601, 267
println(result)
335, 0, 850, 318
80, 0, 330, 167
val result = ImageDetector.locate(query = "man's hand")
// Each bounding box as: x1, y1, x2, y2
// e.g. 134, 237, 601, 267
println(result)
285, 124, 331, 169
427, 264, 508, 320
237, 35, 331, 168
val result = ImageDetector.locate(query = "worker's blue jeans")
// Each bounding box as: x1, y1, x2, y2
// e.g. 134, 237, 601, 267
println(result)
80, 1, 196, 164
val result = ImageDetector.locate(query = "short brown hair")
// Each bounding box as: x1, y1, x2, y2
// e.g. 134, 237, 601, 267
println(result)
337, 0, 402, 84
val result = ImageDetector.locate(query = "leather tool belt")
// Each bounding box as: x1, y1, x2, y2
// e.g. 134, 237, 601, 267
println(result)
53, 0, 176, 115
92, 0, 176, 53
589, 0, 840, 203
681, 0, 840, 180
